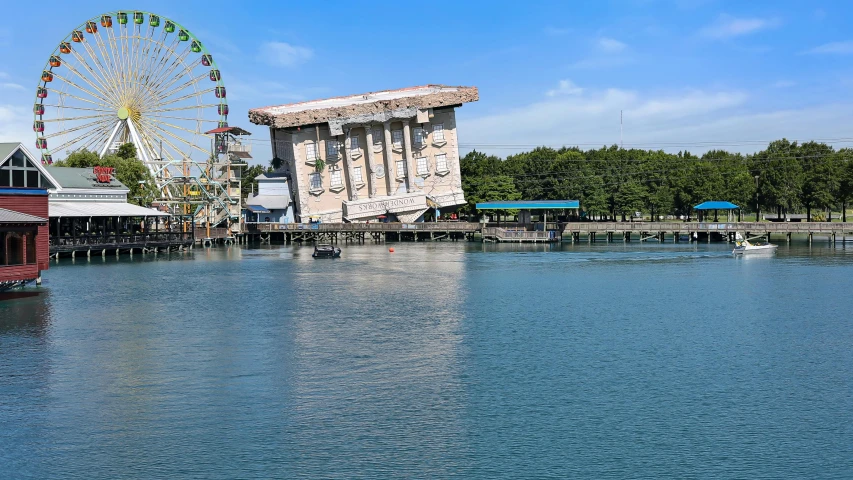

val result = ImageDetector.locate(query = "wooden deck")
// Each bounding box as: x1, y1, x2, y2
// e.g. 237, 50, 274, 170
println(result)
242, 222, 481, 243
50, 232, 194, 257
561, 221, 853, 243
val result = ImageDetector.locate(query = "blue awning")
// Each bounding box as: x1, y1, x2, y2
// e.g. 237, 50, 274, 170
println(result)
246, 205, 271, 213
476, 200, 580, 209
694, 201, 739, 210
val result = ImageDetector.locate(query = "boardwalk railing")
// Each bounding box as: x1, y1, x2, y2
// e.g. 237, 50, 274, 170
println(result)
50, 232, 193, 249
482, 227, 555, 242
561, 221, 853, 234
243, 222, 481, 233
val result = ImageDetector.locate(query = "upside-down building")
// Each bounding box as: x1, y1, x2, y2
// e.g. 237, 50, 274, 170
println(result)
248, 85, 478, 223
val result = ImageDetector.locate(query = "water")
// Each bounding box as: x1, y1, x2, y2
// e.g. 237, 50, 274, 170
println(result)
1, 242, 852, 478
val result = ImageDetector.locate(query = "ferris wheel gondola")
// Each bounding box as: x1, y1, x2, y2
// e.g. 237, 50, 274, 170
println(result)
32, 10, 228, 177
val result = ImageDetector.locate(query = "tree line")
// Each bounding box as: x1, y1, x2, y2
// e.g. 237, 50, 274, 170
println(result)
460, 139, 853, 221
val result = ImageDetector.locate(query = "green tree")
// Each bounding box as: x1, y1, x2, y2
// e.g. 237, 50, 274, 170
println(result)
800, 141, 839, 221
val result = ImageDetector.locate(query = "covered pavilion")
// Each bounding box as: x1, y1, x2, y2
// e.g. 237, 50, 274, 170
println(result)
694, 201, 740, 222
476, 200, 580, 228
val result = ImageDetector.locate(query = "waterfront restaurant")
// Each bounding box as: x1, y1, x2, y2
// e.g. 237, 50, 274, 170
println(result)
249, 85, 478, 223
0, 143, 183, 256
0, 143, 50, 288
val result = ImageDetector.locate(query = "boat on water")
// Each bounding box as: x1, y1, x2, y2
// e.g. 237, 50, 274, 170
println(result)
733, 232, 777, 255
312, 244, 341, 258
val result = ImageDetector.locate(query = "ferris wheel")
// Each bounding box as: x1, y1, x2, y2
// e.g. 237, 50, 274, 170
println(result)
33, 10, 228, 177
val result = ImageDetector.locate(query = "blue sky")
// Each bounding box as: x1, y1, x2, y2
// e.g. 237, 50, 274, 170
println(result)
3, 0, 853, 162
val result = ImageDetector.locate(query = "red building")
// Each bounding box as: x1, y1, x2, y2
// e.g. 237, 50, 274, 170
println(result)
1, 144, 50, 290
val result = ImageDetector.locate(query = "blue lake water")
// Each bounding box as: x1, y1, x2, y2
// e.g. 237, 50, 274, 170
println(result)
1, 242, 852, 478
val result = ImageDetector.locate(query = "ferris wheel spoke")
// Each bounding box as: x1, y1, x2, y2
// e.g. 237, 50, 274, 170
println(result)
50, 122, 114, 153
77, 37, 122, 102
140, 119, 208, 156
140, 125, 195, 162
146, 104, 222, 113
145, 88, 214, 110
43, 113, 109, 123
148, 115, 220, 123
59, 54, 120, 106
44, 117, 113, 139
51, 72, 113, 106
47, 88, 113, 108
146, 44, 193, 94
143, 35, 182, 92
149, 62, 205, 100
92, 28, 121, 87
151, 72, 208, 105
41, 104, 114, 113
78, 127, 113, 153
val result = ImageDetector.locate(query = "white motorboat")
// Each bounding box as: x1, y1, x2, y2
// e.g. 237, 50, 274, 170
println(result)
733, 232, 777, 255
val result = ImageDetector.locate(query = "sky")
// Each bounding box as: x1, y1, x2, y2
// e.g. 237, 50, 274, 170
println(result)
3, 0, 853, 164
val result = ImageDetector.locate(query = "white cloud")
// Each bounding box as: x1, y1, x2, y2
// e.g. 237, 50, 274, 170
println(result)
0, 82, 25, 91
699, 15, 780, 39
803, 41, 853, 55
598, 37, 627, 53
258, 41, 314, 67
546, 80, 584, 97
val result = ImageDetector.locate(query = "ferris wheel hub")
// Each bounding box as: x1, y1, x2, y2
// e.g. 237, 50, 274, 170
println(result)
117, 107, 129, 120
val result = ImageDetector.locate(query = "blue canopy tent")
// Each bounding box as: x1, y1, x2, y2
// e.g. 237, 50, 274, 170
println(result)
694, 201, 739, 222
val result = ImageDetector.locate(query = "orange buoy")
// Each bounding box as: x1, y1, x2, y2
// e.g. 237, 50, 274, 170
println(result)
389, 247, 395, 253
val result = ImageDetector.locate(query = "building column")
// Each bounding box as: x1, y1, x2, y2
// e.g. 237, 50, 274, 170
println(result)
363, 124, 378, 199
382, 121, 395, 196
342, 132, 358, 201
402, 120, 417, 193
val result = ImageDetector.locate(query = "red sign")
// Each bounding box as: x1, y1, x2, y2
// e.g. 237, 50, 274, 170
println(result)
93, 166, 115, 183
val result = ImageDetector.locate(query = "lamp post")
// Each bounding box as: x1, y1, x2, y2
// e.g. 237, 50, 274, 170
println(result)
754, 175, 760, 222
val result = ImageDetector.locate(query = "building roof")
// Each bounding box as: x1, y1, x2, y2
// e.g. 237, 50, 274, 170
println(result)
246, 193, 290, 210
249, 85, 479, 129
694, 201, 739, 210
476, 200, 580, 210
0, 143, 18, 162
49, 201, 170, 217
256, 172, 288, 180
45, 167, 128, 190
0, 207, 47, 224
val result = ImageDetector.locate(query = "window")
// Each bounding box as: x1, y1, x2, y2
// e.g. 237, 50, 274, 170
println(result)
436, 153, 448, 172
353, 166, 363, 184
309, 173, 322, 190
305, 141, 317, 161
433, 123, 445, 141
413, 127, 425, 146
396, 160, 407, 177
330, 167, 343, 187
350, 136, 359, 154
373, 128, 383, 145
392, 130, 403, 148
0, 149, 51, 188
26, 232, 36, 265
416, 157, 429, 175
326, 140, 340, 157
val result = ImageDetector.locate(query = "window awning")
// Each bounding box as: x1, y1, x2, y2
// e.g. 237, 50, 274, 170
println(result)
49, 201, 171, 217
246, 205, 271, 214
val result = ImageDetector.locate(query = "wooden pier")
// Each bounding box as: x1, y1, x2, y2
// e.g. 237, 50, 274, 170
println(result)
50, 231, 195, 258
561, 221, 853, 244
242, 222, 481, 244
